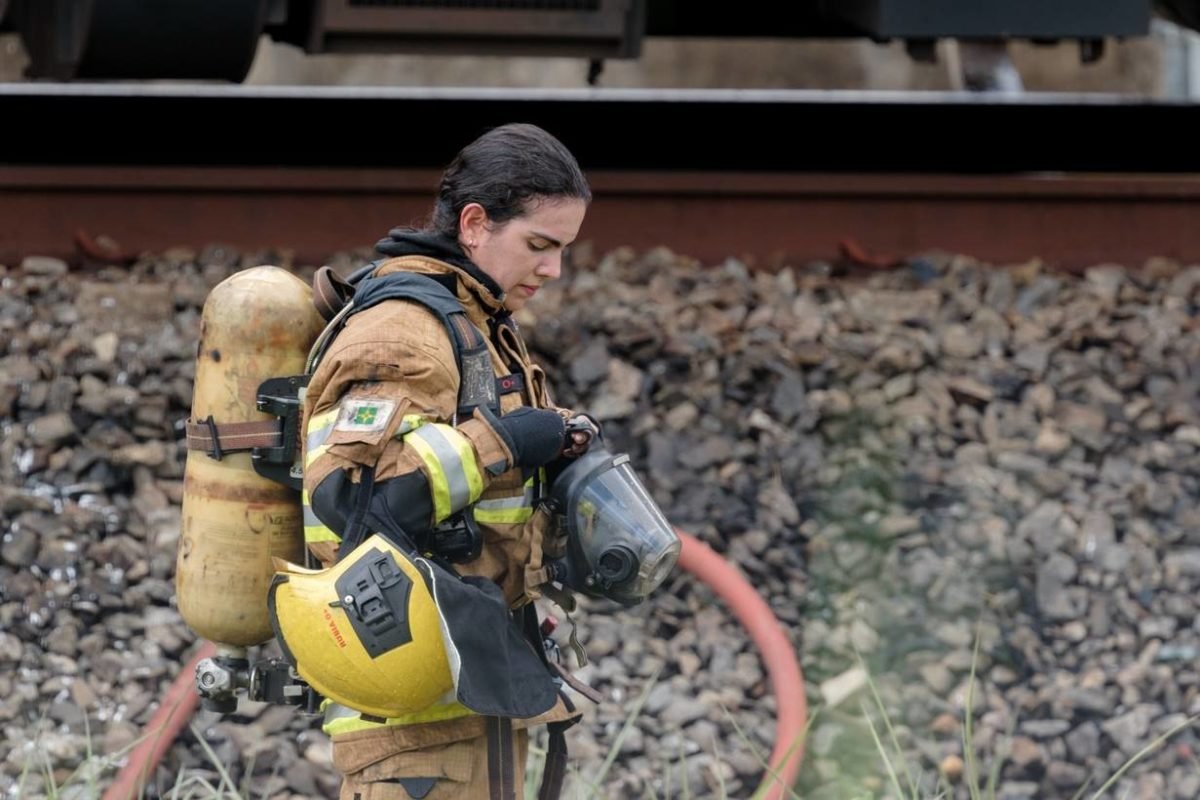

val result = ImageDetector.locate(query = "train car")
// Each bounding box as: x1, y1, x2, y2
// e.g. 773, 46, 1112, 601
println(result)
0, 0, 1191, 83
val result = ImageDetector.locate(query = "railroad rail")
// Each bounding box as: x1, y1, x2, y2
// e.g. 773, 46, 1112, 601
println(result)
3, 84, 1200, 268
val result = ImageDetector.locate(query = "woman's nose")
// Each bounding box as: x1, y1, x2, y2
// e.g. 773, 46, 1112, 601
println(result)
537, 253, 563, 279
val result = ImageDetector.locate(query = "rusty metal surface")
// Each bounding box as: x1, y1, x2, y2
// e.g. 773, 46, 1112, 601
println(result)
3, 166, 1200, 269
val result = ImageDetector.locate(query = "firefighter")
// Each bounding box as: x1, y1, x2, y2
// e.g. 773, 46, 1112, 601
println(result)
297, 123, 596, 800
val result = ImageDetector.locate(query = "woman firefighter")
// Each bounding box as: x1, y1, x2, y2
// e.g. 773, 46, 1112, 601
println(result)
263, 124, 680, 799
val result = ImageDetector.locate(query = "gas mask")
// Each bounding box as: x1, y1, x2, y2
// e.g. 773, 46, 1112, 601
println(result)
543, 444, 681, 606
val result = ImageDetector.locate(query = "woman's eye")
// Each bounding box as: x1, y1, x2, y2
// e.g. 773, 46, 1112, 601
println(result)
529, 241, 550, 252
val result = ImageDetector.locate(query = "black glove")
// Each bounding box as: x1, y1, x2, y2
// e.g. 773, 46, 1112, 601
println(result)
495, 407, 566, 469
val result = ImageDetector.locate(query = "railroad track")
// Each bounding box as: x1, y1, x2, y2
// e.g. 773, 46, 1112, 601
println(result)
3, 84, 1200, 268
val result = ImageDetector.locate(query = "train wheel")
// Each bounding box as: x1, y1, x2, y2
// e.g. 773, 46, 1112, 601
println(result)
18, 0, 268, 82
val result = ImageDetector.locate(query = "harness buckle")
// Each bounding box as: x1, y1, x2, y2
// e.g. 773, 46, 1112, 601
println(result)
202, 415, 224, 461
251, 374, 310, 490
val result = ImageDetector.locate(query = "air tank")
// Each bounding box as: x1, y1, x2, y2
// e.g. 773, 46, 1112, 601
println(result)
176, 266, 325, 652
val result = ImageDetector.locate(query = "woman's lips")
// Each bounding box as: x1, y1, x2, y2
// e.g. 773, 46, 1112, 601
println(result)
518, 284, 538, 297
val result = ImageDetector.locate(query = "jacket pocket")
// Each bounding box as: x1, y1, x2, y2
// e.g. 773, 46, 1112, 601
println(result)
338, 739, 475, 800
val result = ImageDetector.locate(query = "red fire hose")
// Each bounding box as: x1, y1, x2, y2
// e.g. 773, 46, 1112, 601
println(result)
675, 528, 808, 799
104, 530, 806, 799
101, 641, 216, 800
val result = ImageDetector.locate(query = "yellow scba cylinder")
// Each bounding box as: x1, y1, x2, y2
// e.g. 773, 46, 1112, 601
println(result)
177, 266, 327, 649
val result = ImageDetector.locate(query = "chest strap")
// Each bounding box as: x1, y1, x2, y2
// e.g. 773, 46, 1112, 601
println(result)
318, 270, 501, 420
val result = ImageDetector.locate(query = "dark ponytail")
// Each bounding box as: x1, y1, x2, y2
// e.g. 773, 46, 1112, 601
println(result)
431, 123, 591, 239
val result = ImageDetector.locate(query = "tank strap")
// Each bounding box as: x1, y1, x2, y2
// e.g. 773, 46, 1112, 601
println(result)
312, 266, 355, 323
185, 417, 281, 460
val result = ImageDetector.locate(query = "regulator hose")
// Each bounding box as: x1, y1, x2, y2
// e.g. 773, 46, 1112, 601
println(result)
104, 531, 807, 799
675, 528, 808, 799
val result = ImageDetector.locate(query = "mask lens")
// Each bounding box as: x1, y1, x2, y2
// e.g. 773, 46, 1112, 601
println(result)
568, 459, 679, 601
639, 541, 681, 592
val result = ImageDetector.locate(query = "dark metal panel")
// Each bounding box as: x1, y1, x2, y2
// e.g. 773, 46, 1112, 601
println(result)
643, 0, 862, 37
829, 0, 1151, 39
312, 0, 641, 57
2, 86, 1200, 173
346, 1, 602, 8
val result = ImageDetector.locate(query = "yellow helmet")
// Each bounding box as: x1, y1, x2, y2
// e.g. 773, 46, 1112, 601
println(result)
267, 534, 454, 719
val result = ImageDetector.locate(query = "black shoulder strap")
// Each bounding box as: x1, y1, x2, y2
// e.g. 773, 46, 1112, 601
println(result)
338, 272, 500, 419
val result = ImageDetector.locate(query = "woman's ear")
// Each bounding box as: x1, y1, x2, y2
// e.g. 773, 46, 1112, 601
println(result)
458, 203, 488, 249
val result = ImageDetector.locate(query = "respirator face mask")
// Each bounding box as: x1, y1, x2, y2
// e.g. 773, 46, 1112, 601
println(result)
544, 445, 681, 606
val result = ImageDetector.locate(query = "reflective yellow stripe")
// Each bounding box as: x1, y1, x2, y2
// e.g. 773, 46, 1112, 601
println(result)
301, 489, 341, 544
403, 423, 484, 523
474, 495, 534, 524
305, 444, 329, 469
473, 505, 534, 524
305, 526, 341, 543
304, 408, 340, 469
301, 410, 344, 543
321, 701, 474, 736
475, 475, 536, 524
405, 434, 451, 520
396, 414, 425, 437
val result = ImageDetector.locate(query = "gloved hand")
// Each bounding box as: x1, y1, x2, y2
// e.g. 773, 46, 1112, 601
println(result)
495, 407, 567, 468
561, 413, 602, 458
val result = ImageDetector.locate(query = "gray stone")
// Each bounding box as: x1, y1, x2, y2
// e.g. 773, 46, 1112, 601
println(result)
1165, 549, 1200, 578
997, 781, 1042, 800
1, 528, 38, 568
21, 256, 69, 277
1021, 719, 1072, 738
27, 412, 76, 445
661, 695, 708, 726
570, 336, 610, 386
1171, 771, 1200, 800
1046, 760, 1089, 790
1101, 705, 1157, 755
1036, 552, 1083, 620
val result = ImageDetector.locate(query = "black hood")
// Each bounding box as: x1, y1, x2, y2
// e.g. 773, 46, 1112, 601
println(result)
374, 229, 504, 301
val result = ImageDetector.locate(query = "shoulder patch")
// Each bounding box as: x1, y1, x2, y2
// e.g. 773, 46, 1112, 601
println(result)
334, 398, 397, 434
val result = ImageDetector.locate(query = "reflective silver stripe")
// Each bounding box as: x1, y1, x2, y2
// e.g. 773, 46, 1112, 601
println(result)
474, 494, 530, 512
475, 476, 534, 512
305, 408, 339, 453
406, 424, 482, 517
324, 702, 359, 724
474, 479, 536, 524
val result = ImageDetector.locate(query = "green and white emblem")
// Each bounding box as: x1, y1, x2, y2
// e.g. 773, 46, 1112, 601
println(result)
334, 398, 397, 434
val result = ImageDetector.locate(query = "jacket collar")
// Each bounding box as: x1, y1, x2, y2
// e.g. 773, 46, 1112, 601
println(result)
372, 229, 507, 321
372, 255, 509, 328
